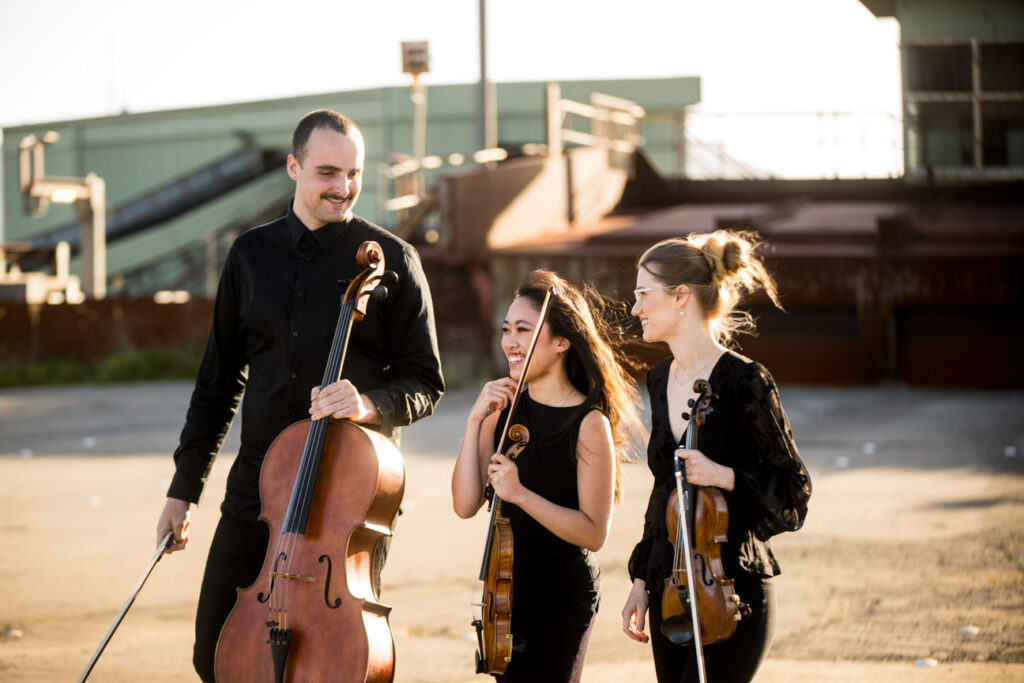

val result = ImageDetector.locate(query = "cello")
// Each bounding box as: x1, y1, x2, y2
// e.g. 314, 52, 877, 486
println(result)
660, 378, 750, 683
471, 286, 557, 675
215, 241, 404, 683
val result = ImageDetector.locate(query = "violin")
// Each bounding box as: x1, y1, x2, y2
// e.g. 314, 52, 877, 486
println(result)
661, 379, 750, 682
471, 286, 557, 675
472, 424, 529, 675
215, 241, 404, 683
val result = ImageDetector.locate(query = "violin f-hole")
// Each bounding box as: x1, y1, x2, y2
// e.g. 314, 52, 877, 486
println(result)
694, 553, 715, 587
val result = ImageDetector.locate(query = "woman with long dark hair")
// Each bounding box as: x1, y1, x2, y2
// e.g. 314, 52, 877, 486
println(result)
621, 230, 812, 682
453, 269, 642, 682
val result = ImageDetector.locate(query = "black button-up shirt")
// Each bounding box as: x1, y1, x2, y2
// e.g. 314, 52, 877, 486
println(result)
168, 206, 444, 520
628, 353, 810, 585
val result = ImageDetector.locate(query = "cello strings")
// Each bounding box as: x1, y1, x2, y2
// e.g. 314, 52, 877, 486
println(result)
274, 297, 355, 627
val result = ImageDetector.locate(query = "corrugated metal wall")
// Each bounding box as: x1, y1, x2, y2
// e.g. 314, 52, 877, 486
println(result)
2, 76, 700, 243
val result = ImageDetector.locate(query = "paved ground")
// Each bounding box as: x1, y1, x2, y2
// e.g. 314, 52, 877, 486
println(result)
0, 381, 1022, 681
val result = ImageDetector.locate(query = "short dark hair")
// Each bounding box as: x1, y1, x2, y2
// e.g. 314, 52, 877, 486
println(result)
292, 109, 361, 162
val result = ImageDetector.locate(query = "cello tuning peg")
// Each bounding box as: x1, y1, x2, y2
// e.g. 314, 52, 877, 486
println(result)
371, 285, 389, 302
381, 270, 399, 287
681, 412, 690, 421
686, 398, 695, 408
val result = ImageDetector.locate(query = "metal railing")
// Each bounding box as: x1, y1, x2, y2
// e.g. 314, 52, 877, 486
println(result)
377, 83, 647, 239
664, 110, 905, 180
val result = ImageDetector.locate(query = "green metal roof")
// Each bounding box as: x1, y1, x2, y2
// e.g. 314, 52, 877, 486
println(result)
3, 76, 700, 291
76, 168, 293, 278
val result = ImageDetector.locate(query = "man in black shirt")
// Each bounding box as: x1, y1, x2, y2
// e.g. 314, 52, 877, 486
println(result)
154, 109, 444, 682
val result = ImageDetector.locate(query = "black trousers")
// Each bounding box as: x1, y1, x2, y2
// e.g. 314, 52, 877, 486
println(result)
649, 574, 775, 683
193, 510, 269, 683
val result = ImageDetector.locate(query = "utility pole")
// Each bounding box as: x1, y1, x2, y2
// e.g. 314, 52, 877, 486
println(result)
478, 0, 497, 151
0, 129, 5, 244
401, 41, 430, 192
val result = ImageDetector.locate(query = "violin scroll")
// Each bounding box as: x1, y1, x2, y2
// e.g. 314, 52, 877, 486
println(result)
506, 424, 528, 451
681, 380, 714, 423
691, 379, 715, 427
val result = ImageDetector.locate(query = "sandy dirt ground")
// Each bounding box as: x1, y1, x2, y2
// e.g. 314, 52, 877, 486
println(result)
1, 382, 1023, 682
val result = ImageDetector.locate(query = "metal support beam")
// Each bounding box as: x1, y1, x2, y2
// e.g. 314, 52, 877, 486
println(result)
971, 39, 983, 175
546, 83, 563, 156
76, 174, 106, 299
17, 133, 107, 299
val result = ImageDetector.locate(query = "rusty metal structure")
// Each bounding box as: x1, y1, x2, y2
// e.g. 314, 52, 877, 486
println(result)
410, 84, 1023, 389
466, 172, 1024, 388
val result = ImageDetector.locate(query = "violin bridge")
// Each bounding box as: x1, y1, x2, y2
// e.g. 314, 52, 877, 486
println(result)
271, 571, 315, 583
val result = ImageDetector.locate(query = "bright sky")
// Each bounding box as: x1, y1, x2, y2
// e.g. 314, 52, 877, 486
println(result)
0, 0, 901, 177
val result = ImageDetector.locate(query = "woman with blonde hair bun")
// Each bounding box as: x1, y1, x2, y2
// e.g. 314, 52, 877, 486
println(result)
621, 230, 812, 682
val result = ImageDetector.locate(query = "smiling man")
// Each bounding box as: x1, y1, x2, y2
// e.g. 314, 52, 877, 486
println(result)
288, 116, 364, 227
154, 109, 445, 682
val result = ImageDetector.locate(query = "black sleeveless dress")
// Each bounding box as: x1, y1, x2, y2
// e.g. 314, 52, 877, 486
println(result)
492, 390, 601, 682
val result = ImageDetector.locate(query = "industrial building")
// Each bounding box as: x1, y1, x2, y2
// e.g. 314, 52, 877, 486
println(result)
1, 0, 1021, 388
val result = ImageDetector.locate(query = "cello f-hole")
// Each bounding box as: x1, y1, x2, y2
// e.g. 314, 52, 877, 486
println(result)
258, 551, 288, 603
318, 554, 343, 609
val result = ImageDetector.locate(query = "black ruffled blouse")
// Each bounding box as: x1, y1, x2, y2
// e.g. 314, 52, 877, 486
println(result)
627, 351, 811, 590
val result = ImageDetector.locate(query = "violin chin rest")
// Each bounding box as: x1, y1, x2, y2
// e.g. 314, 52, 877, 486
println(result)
660, 616, 695, 646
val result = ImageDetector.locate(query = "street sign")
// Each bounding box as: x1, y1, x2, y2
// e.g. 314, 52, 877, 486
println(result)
401, 41, 430, 75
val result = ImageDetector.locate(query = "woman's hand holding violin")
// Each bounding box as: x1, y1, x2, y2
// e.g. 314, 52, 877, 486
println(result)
487, 452, 524, 503
675, 448, 735, 491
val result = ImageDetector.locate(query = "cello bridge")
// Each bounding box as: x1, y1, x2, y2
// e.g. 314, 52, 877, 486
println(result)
271, 571, 315, 583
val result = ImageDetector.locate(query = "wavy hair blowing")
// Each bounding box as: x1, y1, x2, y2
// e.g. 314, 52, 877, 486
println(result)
514, 270, 645, 501
638, 230, 783, 346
